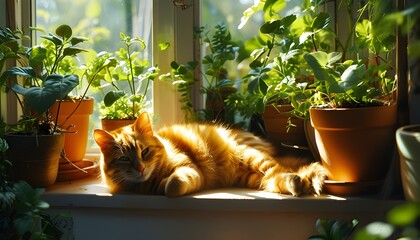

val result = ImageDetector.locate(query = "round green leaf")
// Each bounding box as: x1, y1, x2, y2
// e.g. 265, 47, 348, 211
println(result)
55, 24, 72, 39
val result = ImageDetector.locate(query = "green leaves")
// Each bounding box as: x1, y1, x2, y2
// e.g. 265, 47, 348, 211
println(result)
104, 90, 125, 107
309, 218, 359, 240
11, 74, 79, 114
353, 203, 420, 240
260, 15, 297, 35
304, 51, 342, 81
312, 12, 331, 33
55, 24, 72, 39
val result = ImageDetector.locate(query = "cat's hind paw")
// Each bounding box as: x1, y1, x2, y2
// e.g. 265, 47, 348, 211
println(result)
285, 174, 312, 197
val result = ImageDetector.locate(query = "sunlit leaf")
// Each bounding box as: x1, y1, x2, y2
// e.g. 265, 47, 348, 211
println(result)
387, 202, 420, 226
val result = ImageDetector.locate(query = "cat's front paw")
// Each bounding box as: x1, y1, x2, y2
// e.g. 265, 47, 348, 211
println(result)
298, 162, 328, 196
165, 166, 203, 197
165, 175, 189, 197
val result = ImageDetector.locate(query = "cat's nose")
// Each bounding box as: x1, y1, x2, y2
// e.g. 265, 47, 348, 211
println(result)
138, 166, 145, 174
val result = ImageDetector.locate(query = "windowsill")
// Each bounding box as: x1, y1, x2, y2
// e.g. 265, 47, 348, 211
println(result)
43, 166, 404, 239
43, 174, 403, 213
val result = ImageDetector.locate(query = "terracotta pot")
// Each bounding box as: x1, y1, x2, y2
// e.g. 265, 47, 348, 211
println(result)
5, 133, 65, 187
263, 105, 309, 156
205, 86, 236, 123
310, 104, 397, 195
101, 119, 135, 132
396, 124, 420, 201
50, 98, 94, 163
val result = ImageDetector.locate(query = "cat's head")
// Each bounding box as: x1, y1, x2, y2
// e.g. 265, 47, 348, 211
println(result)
94, 112, 165, 192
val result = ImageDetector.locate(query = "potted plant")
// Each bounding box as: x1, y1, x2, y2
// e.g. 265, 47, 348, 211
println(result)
94, 33, 159, 131
0, 26, 79, 187
163, 23, 240, 124
199, 24, 240, 123
29, 25, 96, 166
0, 136, 63, 239
306, 51, 397, 195
395, 2, 420, 201
302, 0, 400, 195
240, 1, 333, 155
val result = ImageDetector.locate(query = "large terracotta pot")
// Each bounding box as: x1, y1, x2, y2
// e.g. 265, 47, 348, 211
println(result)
396, 124, 420, 201
5, 133, 65, 187
101, 119, 135, 132
310, 104, 397, 195
263, 104, 309, 156
50, 98, 94, 163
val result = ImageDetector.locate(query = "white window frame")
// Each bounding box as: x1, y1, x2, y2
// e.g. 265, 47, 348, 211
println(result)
152, 0, 200, 128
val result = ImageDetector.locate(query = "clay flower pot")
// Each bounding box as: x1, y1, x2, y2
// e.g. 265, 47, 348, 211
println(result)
5, 133, 65, 187
263, 104, 309, 156
101, 119, 135, 132
50, 98, 94, 163
309, 104, 397, 195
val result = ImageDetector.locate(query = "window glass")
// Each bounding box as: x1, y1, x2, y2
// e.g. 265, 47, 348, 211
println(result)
35, 0, 153, 149
200, 0, 303, 125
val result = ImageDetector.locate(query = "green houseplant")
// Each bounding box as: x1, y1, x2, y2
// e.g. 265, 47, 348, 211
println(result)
92, 33, 158, 131
301, 0, 399, 195
306, 51, 397, 196
0, 26, 80, 187
0, 136, 63, 239
163, 23, 240, 124
241, 0, 403, 195
239, 0, 333, 155
32, 24, 96, 166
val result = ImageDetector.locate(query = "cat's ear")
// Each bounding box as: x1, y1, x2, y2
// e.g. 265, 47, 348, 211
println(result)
93, 129, 116, 149
134, 112, 154, 136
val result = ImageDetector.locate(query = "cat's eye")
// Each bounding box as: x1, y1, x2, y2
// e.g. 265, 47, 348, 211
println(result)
118, 157, 131, 162
141, 147, 149, 158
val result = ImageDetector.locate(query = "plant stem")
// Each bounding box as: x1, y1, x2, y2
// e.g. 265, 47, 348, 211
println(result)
127, 45, 136, 95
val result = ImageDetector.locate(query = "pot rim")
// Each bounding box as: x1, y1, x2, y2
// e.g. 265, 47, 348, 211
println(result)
397, 124, 420, 136
309, 102, 396, 111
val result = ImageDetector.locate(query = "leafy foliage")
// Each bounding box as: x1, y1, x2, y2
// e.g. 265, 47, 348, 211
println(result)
0, 135, 62, 239
161, 61, 200, 122
93, 33, 159, 120
243, 1, 333, 117
239, 0, 408, 120
161, 23, 241, 123
0, 25, 88, 134
308, 218, 359, 240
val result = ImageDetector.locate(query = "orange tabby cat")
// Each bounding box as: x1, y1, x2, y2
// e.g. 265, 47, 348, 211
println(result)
94, 112, 328, 197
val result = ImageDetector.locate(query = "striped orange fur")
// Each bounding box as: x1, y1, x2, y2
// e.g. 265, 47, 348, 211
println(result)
94, 112, 328, 197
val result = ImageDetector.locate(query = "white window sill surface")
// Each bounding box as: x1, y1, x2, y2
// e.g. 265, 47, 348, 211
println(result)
44, 175, 402, 213
43, 174, 404, 240
43, 154, 404, 239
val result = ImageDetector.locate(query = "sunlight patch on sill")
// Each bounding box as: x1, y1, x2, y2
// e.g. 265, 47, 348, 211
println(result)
193, 192, 257, 200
